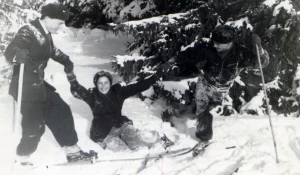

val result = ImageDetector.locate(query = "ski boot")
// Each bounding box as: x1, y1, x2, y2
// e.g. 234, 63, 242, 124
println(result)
67, 150, 98, 163
15, 155, 33, 166
192, 141, 210, 157
160, 134, 175, 149
195, 111, 213, 142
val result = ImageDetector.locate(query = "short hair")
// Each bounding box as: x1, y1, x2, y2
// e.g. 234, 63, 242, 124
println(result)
93, 71, 113, 86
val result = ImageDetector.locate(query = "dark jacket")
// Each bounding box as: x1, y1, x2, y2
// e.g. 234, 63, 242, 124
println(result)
177, 42, 269, 87
70, 75, 158, 142
4, 18, 73, 101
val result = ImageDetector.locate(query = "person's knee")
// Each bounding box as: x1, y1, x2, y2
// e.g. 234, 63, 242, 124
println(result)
90, 130, 107, 143
119, 123, 136, 136
196, 100, 210, 115
140, 130, 159, 143
142, 130, 160, 148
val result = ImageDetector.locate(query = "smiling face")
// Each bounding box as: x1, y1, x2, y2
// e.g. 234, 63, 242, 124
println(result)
97, 76, 111, 94
43, 17, 65, 34
213, 41, 233, 53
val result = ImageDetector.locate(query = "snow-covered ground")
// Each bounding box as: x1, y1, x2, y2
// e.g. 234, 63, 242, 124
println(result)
1, 27, 300, 175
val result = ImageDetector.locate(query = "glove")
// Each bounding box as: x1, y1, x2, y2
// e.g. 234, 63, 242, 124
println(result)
66, 72, 76, 82
15, 49, 30, 63
252, 34, 261, 47
64, 62, 74, 74
252, 34, 262, 52
155, 62, 171, 78
252, 34, 265, 56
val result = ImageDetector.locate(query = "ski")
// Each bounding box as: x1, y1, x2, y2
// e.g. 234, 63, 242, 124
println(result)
55, 142, 212, 166
43, 146, 194, 167
28, 141, 236, 168
137, 142, 212, 169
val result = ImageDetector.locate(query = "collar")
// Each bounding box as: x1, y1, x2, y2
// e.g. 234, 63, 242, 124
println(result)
39, 19, 49, 34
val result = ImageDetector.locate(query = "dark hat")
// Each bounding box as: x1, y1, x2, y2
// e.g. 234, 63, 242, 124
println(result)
93, 71, 113, 87
41, 3, 69, 21
212, 25, 235, 44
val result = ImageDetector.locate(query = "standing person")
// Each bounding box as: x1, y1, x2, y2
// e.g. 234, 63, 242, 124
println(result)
174, 25, 269, 154
66, 64, 172, 150
4, 3, 96, 165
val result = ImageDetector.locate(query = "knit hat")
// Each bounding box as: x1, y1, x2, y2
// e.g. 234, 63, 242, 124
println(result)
41, 3, 69, 21
93, 71, 113, 87
211, 25, 235, 44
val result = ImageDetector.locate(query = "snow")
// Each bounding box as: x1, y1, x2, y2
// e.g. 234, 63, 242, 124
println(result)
13, 0, 23, 6
185, 23, 198, 30
114, 55, 149, 67
294, 64, 300, 81
152, 77, 198, 99
272, 0, 294, 16
225, 17, 253, 30
44, 0, 59, 4
181, 41, 196, 51
1, 14, 300, 175
120, 12, 188, 28
240, 91, 266, 116
263, 0, 278, 7
119, 0, 156, 20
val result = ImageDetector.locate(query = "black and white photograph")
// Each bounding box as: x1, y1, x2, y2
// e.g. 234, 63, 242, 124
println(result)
0, 0, 300, 174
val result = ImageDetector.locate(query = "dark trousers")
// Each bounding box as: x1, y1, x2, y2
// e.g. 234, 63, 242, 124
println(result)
17, 86, 78, 156
194, 75, 228, 141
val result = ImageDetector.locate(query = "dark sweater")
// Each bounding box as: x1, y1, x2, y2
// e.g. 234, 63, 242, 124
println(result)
5, 18, 73, 101
176, 42, 269, 87
70, 75, 158, 142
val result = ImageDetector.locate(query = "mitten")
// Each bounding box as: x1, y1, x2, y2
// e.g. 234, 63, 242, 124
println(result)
15, 49, 30, 63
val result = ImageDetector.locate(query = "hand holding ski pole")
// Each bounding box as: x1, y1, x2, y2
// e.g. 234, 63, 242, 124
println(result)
14, 49, 30, 63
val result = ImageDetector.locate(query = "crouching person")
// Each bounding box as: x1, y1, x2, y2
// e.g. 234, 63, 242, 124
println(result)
67, 64, 171, 150
174, 25, 269, 155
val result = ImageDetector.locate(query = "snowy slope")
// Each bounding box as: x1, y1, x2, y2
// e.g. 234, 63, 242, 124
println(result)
0, 27, 300, 175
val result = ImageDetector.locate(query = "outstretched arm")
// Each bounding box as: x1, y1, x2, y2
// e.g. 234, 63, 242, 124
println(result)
51, 46, 74, 74
120, 74, 158, 99
120, 63, 171, 98
67, 73, 91, 104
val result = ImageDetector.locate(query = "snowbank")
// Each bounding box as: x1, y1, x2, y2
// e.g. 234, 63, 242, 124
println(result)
225, 17, 253, 30
121, 12, 189, 27
142, 77, 198, 99
114, 55, 149, 67
272, 0, 294, 16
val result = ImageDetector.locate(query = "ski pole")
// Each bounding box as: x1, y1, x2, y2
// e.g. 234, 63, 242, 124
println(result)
256, 44, 279, 163
14, 63, 24, 133
12, 61, 25, 169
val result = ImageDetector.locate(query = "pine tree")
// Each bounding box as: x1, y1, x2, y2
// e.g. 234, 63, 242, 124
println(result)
111, 0, 300, 118
0, 0, 44, 52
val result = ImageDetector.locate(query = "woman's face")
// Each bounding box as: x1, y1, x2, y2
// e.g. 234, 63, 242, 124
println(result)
97, 76, 111, 94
